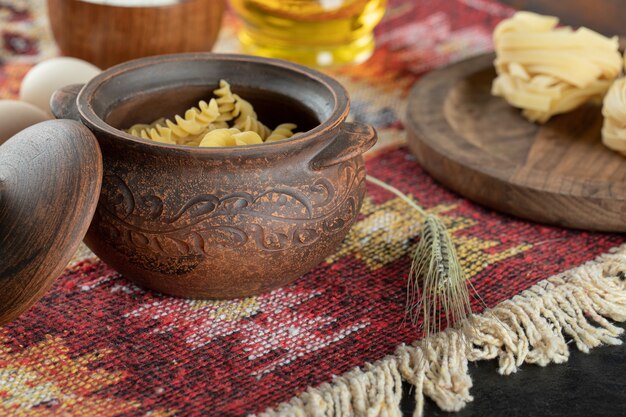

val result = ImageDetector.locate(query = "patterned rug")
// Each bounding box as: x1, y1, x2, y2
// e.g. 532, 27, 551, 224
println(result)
1, 1, 626, 416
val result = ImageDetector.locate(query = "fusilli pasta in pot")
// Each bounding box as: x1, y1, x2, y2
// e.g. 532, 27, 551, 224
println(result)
139, 126, 176, 145
127, 117, 165, 138
214, 80, 237, 122
182, 99, 221, 126
232, 131, 264, 146
199, 128, 241, 147
163, 118, 191, 139
233, 94, 258, 128
266, 123, 298, 142
174, 113, 210, 136
199, 128, 264, 147
126, 79, 301, 147
239, 115, 271, 140
208, 121, 229, 130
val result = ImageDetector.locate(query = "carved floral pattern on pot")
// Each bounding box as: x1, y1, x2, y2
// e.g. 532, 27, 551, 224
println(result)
93, 160, 366, 260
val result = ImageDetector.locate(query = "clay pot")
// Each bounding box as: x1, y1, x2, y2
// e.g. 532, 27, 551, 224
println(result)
47, 0, 225, 69
51, 53, 377, 298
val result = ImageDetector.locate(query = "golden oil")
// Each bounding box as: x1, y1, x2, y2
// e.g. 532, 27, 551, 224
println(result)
229, 0, 387, 67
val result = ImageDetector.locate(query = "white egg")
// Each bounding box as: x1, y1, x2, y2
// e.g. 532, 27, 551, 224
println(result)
0, 100, 50, 145
19, 57, 101, 115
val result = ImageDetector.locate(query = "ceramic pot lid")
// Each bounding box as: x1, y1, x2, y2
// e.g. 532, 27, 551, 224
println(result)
0, 120, 102, 325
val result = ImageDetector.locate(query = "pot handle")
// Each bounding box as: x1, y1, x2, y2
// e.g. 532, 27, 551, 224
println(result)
50, 84, 84, 121
310, 122, 377, 171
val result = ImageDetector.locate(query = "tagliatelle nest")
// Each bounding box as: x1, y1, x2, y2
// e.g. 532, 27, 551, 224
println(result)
491, 11, 622, 123
602, 77, 626, 156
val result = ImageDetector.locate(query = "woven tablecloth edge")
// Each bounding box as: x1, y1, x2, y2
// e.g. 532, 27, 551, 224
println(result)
254, 243, 626, 417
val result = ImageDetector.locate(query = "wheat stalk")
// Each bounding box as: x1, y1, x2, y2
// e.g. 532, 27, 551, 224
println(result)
366, 175, 472, 336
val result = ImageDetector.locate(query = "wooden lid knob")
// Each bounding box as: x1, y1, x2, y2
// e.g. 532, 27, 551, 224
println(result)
0, 120, 102, 325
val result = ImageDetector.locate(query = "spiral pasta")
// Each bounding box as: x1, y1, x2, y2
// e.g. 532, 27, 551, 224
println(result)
126, 79, 300, 147
232, 131, 264, 146
129, 101, 220, 144
208, 121, 229, 130
601, 77, 626, 156
128, 117, 165, 137
214, 80, 237, 122
492, 11, 622, 123
173, 113, 209, 136
199, 128, 264, 147
266, 123, 298, 142
233, 94, 258, 128
198, 128, 240, 147
139, 125, 176, 145
239, 115, 271, 140
187, 99, 220, 125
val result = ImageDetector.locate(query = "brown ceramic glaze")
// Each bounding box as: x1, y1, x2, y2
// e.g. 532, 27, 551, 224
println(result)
47, 0, 225, 69
51, 53, 377, 299
0, 120, 102, 325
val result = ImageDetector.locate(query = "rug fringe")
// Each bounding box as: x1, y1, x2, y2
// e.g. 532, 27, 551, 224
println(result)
255, 244, 626, 417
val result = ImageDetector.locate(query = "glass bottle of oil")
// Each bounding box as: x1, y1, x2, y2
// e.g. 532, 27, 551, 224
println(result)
229, 0, 387, 67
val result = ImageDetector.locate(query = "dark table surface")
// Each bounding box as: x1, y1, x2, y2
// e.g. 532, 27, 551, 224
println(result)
400, 323, 626, 417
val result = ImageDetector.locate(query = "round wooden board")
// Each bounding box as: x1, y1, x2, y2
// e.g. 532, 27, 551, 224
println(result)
406, 53, 626, 232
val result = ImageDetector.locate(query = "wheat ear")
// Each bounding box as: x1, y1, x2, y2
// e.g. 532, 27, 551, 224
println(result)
366, 175, 472, 336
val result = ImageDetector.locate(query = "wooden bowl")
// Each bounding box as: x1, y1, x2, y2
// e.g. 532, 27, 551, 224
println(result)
47, 0, 225, 69
50, 53, 377, 299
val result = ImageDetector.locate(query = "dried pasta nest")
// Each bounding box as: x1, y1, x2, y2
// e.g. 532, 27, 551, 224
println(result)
491, 11, 622, 123
602, 77, 626, 156
125, 80, 300, 147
